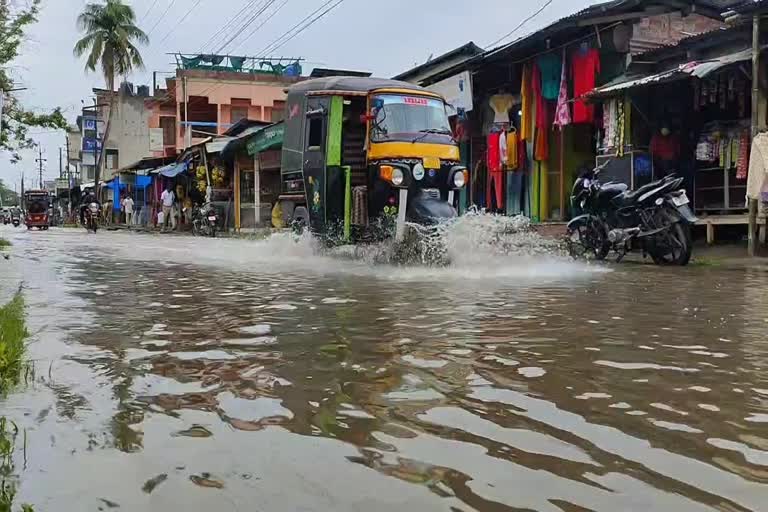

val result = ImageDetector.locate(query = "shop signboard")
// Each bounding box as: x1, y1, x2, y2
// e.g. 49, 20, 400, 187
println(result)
82, 137, 101, 153
83, 118, 97, 131
427, 71, 473, 116
247, 123, 284, 156
149, 128, 164, 151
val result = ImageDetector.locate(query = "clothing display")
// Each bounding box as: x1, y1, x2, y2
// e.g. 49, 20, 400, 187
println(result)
520, 64, 533, 141
532, 64, 549, 161
499, 130, 508, 166
747, 132, 768, 202
536, 53, 561, 101
487, 132, 502, 173
737, 129, 750, 180
489, 94, 515, 124
553, 52, 571, 128
507, 129, 519, 170
571, 47, 600, 124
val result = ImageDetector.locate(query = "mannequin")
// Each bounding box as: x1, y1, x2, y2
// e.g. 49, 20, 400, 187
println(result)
650, 123, 681, 177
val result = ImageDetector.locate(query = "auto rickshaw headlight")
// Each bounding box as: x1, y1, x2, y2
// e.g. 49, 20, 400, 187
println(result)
452, 170, 466, 188
391, 168, 405, 186
413, 163, 425, 181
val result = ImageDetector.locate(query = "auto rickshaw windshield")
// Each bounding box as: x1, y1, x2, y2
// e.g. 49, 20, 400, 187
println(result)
370, 94, 451, 143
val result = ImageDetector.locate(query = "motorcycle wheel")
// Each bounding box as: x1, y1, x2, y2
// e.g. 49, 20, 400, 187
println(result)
566, 218, 609, 261
210, 226, 216, 238
650, 222, 691, 266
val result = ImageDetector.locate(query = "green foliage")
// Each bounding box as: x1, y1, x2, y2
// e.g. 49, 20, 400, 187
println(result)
0, 0, 68, 163
0, 292, 28, 395
73, 0, 148, 91
0, 180, 18, 207
0, 239, 9, 249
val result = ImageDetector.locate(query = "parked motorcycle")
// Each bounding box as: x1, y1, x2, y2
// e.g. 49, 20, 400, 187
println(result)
85, 202, 100, 233
191, 202, 218, 237
567, 163, 697, 266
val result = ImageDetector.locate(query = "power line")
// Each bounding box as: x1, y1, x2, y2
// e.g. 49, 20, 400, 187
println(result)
140, 0, 161, 22
199, 0, 261, 54
255, 0, 343, 58
158, 0, 204, 45
215, 0, 280, 55
484, 0, 554, 50
147, 0, 179, 37
229, 0, 290, 54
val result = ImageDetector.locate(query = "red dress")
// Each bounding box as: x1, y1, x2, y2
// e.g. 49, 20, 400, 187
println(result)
571, 48, 600, 124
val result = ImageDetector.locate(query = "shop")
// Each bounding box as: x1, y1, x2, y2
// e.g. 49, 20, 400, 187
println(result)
588, 22, 766, 232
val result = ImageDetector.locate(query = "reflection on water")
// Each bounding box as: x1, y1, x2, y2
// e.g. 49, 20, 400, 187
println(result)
1, 225, 768, 511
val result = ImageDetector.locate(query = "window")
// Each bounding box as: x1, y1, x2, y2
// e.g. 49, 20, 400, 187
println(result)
231, 107, 249, 124
105, 149, 119, 170
160, 116, 176, 146
307, 117, 323, 149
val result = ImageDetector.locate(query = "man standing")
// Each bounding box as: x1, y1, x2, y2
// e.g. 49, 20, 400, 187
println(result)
160, 184, 175, 231
122, 195, 135, 226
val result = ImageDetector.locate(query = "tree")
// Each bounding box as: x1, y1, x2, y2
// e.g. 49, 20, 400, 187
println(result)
0, 179, 19, 206
73, 0, 147, 186
0, 0, 67, 163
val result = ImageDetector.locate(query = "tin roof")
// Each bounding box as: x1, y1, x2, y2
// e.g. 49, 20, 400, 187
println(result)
287, 76, 427, 95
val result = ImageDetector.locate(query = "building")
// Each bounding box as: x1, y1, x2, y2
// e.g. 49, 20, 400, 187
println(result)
168, 54, 304, 151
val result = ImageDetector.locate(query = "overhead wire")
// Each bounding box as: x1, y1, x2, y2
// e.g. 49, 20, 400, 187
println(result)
228, 0, 291, 54
254, 0, 342, 58
140, 0, 161, 22
215, 0, 280, 55
146, 0, 179, 37
158, 0, 204, 45
484, 0, 554, 50
197, 0, 261, 53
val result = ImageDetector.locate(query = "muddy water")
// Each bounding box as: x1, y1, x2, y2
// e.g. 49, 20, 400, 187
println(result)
1, 225, 768, 511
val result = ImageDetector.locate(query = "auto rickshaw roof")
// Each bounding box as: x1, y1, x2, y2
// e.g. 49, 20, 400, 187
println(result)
287, 76, 433, 95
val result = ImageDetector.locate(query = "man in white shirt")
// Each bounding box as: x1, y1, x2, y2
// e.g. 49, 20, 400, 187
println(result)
160, 185, 175, 231
122, 195, 135, 225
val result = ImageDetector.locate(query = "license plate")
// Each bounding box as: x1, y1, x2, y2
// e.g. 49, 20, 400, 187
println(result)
672, 193, 689, 207
423, 156, 440, 169
208, 216, 217, 221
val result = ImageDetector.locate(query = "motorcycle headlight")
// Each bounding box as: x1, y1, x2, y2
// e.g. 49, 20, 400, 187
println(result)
391, 168, 405, 186
452, 170, 466, 189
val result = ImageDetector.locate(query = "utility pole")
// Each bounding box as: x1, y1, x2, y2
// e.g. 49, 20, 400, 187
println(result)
59, 147, 63, 178
65, 135, 71, 181
35, 145, 46, 189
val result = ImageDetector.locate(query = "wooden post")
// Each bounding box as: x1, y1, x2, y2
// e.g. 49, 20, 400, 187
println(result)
748, 13, 760, 256
559, 129, 565, 220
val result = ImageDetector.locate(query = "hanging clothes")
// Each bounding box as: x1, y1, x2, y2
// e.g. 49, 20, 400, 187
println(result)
507, 129, 519, 170
520, 64, 533, 142
489, 94, 515, 124
487, 132, 502, 173
571, 47, 600, 124
747, 132, 768, 202
536, 53, 562, 101
499, 130, 508, 167
737, 129, 750, 180
517, 137, 527, 172
532, 64, 549, 161
553, 51, 571, 128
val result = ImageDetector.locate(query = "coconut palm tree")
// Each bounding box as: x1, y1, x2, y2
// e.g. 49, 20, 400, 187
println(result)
73, 0, 148, 186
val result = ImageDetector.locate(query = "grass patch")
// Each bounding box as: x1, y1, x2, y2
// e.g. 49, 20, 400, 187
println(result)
0, 238, 10, 249
0, 292, 28, 396
0, 292, 33, 512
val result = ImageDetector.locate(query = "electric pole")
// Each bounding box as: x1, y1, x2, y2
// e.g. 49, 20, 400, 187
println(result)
65, 135, 71, 181
59, 147, 63, 178
35, 145, 46, 189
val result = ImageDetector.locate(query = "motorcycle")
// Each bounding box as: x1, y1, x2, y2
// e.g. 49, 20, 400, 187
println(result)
191, 202, 218, 237
85, 202, 100, 233
567, 162, 697, 266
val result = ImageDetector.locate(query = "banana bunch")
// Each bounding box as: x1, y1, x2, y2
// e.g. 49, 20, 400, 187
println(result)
211, 167, 225, 187
195, 166, 207, 181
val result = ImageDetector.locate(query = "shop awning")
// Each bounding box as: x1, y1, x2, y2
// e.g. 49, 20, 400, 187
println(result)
205, 137, 233, 154
154, 162, 188, 177
589, 48, 755, 98
246, 122, 284, 156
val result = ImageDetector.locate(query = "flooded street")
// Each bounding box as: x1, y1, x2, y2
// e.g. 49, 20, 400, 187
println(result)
1, 224, 768, 511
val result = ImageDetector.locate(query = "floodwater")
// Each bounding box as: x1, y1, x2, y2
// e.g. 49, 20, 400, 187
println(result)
1, 220, 768, 511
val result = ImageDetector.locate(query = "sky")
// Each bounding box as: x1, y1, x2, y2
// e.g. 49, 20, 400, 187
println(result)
0, 0, 595, 193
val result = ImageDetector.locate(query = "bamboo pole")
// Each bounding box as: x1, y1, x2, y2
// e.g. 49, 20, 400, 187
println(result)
749, 13, 760, 256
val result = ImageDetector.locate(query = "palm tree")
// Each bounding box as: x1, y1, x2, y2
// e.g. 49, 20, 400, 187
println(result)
73, 0, 148, 185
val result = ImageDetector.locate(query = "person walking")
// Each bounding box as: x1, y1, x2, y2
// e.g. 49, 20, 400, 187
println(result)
122, 195, 135, 226
160, 184, 175, 232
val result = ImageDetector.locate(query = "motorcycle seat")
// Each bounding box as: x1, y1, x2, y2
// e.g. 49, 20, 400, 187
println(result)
613, 178, 674, 207
596, 182, 628, 200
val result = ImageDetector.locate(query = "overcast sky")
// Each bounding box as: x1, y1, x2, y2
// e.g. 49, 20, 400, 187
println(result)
1, 0, 595, 192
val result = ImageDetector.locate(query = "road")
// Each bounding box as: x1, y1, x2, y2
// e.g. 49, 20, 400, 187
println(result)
1, 224, 767, 511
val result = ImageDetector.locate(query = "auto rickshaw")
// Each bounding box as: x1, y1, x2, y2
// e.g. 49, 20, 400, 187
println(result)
277, 77, 466, 244
23, 190, 51, 230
